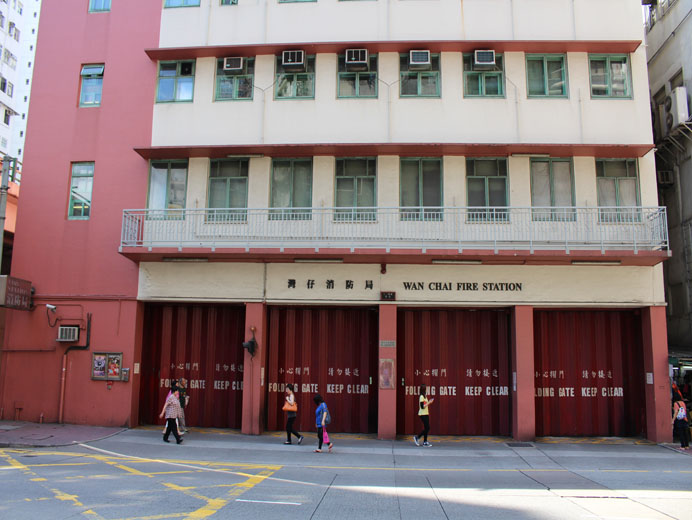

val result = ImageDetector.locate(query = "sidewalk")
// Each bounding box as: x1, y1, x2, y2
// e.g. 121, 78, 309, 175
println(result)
0, 420, 125, 448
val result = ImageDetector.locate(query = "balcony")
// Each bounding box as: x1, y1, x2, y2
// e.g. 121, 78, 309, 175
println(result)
120, 206, 669, 265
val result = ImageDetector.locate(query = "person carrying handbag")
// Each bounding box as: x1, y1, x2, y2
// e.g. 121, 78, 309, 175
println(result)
672, 393, 690, 450
282, 384, 303, 445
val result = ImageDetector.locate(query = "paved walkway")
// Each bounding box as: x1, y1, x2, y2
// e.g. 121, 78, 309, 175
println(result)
0, 420, 125, 448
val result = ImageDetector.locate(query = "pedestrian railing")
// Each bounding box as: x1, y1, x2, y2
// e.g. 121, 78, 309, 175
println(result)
120, 206, 669, 254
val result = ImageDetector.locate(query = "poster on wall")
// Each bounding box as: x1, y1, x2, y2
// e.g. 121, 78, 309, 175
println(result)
92, 354, 107, 380
107, 354, 122, 380
92, 352, 123, 381
380, 359, 395, 389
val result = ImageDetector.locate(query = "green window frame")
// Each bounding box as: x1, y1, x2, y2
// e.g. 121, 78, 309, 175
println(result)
208, 159, 248, 221
147, 161, 188, 219
596, 159, 640, 222
530, 158, 575, 221
278, 0, 316, 3
400, 158, 443, 221
68, 162, 94, 220
275, 55, 315, 99
589, 55, 631, 98
79, 64, 104, 107
221, 0, 238, 4
335, 158, 377, 221
466, 158, 508, 221
463, 54, 505, 97
88, 0, 111, 12
270, 158, 313, 220
400, 53, 440, 98
157, 61, 195, 103
526, 54, 567, 98
216, 58, 254, 101
337, 54, 377, 98
164, 0, 201, 7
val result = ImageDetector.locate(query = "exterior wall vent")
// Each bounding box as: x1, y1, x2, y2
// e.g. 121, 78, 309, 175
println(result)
474, 50, 496, 68
345, 49, 369, 71
223, 57, 244, 71
281, 50, 305, 71
409, 50, 431, 70
57, 326, 80, 343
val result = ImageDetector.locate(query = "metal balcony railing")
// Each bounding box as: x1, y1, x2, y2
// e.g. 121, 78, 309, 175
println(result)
120, 206, 669, 254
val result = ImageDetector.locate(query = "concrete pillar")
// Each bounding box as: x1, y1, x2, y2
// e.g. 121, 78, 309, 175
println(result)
512, 305, 535, 441
241, 302, 267, 435
642, 305, 671, 443
378, 304, 397, 440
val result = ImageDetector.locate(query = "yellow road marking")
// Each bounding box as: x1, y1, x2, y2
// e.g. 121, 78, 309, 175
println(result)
30, 477, 47, 481
50, 488, 83, 506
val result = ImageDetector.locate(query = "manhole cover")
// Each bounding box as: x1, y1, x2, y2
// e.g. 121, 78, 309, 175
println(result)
506, 442, 534, 448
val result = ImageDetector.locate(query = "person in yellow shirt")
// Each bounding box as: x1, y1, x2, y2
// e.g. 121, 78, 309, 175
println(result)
413, 384, 434, 447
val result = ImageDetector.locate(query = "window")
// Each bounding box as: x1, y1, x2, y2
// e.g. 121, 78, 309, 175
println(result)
0, 76, 13, 97
88, 0, 110, 12
466, 158, 508, 221
147, 161, 188, 217
216, 57, 254, 101
275, 55, 315, 99
279, 0, 316, 2
335, 158, 376, 220
526, 55, 567, 97
589, 55, 631, 98
164, 0, 200, 7
80, 64, 104, 107
12, 27, 18, 42
400, 53, 440, 97
530, 158, 574, 221
157, 61, 195, 102
596, 159, 639, 221
270, 159, 312, 219
69, 163, 94, 219
463, 54, 504, 97
220, 0, 238, 4
400, 158, 442, 220
2, 49, 17, 70
208, 159, 248, 221
0, 13, 5, 28
3, 109, 9, 125
337, 54, 377, 98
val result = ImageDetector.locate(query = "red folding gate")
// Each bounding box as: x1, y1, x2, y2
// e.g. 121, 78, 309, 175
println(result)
534, 310, 646, 437
266, 307, 378, 434
140, 304, 246, 428
397, 309, 512, 436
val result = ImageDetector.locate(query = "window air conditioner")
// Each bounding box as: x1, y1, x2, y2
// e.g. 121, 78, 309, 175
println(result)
473, 50, 496, 68
281, 50, 305, 71
670, 86, 689, 128
345, 49, 369, 71
409, 50, 431, 70
223, 57, 244, 71
656, 170, 674, 186
57, 326, 80, 343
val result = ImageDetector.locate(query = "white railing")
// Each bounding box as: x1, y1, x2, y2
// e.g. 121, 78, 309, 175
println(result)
120, 206, 669, 254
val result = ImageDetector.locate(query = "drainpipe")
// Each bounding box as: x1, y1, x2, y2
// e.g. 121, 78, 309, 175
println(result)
58, 313, 91, 424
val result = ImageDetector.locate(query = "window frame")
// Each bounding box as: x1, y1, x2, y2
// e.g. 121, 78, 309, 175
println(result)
399, 157, 443, 221
156, 60, 196, 103
269, 158, 313, 220
146, 160, 189, 219
588, 54, 632, 99
334, 157, 377, 221
465, 157, 509, 221
215, 57, 254, 101
529, 158, 575, 221
88, 0, 111, 12
525, 54, 568, 98
79, 64, 104, 107
220, 0, 238, 4
596, 158, 640, 214
274, 55, 316, 100
463, 54, 505, 98
207, 158, 249, 222
68, 162, 94, 220
337, 54, 378, 99
399, 53, 441, 98
164, 0, 201, 7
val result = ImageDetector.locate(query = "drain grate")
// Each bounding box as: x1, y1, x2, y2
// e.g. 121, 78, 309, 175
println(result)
506, 442, 534, 448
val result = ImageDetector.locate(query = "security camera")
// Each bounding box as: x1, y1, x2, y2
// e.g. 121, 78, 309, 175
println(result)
46, 304, 57, 312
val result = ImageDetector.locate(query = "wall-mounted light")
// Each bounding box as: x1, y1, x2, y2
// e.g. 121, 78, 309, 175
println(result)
243, 326, 257, 357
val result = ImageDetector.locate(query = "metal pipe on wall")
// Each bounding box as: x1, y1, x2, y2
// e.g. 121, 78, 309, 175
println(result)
58, 313, 91, 424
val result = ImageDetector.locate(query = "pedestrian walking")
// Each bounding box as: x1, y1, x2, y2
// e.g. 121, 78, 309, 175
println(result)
413, 384, 434, 447
159, 389, 184, 444
177, 378, 189, 434
673, 392, 689, 450
283, 384, 304, 445
161, 379, 182, 437
313, 394, 333, 453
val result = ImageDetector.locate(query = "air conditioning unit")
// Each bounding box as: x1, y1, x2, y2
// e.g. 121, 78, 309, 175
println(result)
345, 48, 369, 71
409, 50, 431, 70
659, 104, 670, 138
223, 57, 244, 72
670, 86, 689, 128
57, 326, 80, 343
657, 170, 674, 186
474, 50, 496, 68
281, 50, 305, 71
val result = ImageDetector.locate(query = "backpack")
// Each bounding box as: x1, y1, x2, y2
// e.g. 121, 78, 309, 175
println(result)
324, 405, 332, 425
677, 404, 687, 420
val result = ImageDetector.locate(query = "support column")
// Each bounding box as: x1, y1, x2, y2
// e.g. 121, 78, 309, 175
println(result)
378, 304, 397, 440
512, 306, 535, 441
642, 305, 671, 443
242, 302, 267, 435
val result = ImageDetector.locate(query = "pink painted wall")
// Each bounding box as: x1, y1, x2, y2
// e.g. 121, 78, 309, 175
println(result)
0, 1, 161, 425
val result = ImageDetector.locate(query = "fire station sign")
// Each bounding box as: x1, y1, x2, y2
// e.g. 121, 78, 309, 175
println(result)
0, 275, 32, 310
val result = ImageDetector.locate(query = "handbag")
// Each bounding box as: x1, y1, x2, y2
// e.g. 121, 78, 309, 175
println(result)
282, 401, 298, 412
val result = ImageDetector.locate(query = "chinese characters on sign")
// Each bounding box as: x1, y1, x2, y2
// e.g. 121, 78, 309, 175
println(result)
288, 279, 375, 291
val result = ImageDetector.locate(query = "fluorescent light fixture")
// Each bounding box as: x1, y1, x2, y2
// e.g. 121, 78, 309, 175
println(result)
162, 257, 209, 262
226, 154, 264, 158
570, 260, 621, 266
432, 260, 482, 265
510, 153, 550, 158
294, 258, 344, 263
